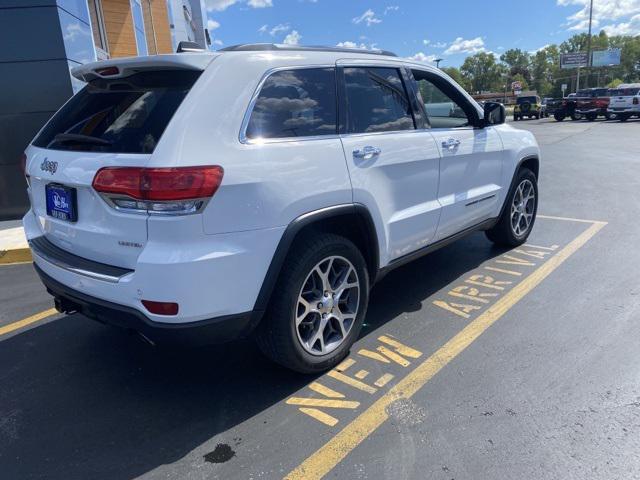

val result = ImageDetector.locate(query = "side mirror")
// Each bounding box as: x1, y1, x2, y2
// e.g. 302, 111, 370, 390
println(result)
482, 101, 506, 126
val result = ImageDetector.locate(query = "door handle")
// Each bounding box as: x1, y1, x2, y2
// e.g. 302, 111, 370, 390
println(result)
442, 138, 461, 150
353, 146, 382, 160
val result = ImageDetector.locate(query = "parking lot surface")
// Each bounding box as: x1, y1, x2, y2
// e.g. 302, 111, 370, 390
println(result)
1, 117, 640, 480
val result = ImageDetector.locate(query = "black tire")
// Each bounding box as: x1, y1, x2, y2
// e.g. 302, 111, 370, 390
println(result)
535, 113, 540, 119
604, 112, 612, 121
586, 113, 597, 122
513, 115, 519, 121
255, 233, 369, 374
485, 168, 538, 247
554, 112, 565, 122
619, 114, 630, 122
571, 112, 582, 121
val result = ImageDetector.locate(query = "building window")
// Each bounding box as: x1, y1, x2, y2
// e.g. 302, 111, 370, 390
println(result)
130, 0, 149, 55
141, 0, 158, 55
88, 0, 109, 59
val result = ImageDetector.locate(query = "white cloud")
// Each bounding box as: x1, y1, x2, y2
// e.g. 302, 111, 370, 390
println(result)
352, 9, 382, 26
444, 36, 485, 55
432, 41, 448, 48
602, 13, 640, 35
423, 39, 430, 45
212, 39, 223, 46
558, 0, 640, 31
384, 5, 399, 14
337, 41, 367, 49
247, 0, 273, 7
205, 0, 238, 10
207, 19, 220, 30
269, 23, 290, 36
406, 52, 437, 64
205, 0, 273, 10
283, 30, 302, 45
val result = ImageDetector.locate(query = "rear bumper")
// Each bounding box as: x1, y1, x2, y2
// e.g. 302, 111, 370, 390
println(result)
576, 108, 608, 115
35, 264, 261, 345
608, 107, 640, 114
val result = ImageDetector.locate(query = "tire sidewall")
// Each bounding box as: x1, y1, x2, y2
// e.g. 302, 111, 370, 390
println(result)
277, 237, 369, 372
507, 169, 538, 243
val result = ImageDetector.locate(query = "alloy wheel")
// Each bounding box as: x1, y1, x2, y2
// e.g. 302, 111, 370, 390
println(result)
510, 179, 536, 237
295, 256, 360, 356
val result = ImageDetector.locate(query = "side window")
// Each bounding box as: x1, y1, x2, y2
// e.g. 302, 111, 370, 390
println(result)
343, 67, 415, 134
245, 68, 337, 140
412, 70, 471, 129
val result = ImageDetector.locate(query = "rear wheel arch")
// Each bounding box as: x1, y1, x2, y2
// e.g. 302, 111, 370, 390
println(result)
253, 205, 379, 314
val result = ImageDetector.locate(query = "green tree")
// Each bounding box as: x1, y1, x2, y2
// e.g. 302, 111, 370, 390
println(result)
441, 67, 470, 91
460, 52, 506, 93
606, 78, 624, 88
500, 48, 532, 83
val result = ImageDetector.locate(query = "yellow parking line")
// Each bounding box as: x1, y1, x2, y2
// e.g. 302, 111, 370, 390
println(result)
285, 220, 606, 480
0, 308, 58, 337
0, 248, 32, 265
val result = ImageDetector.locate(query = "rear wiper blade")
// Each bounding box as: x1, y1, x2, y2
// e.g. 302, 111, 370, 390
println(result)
48, 133, 113, 148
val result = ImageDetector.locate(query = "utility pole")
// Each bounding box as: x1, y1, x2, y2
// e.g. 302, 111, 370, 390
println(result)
585, 0, 594, 87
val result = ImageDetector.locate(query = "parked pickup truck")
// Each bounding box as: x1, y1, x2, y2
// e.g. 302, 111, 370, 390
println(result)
608, 83, 640, 122
576, 88, 612, 121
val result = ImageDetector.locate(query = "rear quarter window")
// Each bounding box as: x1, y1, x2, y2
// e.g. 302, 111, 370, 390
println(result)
33, 70, 201, 153
245, 68, 337, 140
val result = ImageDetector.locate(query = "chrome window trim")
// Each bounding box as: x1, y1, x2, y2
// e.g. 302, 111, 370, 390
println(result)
239, 64, 337, 145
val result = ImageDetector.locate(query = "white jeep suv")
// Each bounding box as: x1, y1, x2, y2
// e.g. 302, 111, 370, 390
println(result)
23, 44, 540, 373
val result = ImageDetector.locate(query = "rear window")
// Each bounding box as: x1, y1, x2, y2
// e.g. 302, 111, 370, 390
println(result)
517, 96, 537, 104
33, 70, 201, 153
614, 88, 640, 96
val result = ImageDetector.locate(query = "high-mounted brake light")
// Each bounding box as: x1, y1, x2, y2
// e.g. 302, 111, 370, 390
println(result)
92, 166, 224, 215
95, 66, 119, 76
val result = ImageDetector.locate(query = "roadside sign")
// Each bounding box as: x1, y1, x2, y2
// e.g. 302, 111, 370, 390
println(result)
511, 81, 522, 91
591, 49, 621, 67
560, 52, 588, 69
561, 83, 567, 93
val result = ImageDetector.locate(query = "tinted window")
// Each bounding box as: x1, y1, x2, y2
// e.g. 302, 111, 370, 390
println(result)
343, 67, 415, 134
517, 96, 538, 104
245, 68, 337, 139
33, 70, 200, 153
412, 72, 471, 129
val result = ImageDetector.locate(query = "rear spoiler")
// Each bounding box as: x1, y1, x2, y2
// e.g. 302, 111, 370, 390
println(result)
71, 54, 217, 82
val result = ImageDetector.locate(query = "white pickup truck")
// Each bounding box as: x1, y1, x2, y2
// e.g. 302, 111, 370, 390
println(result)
608, 83, 640, 122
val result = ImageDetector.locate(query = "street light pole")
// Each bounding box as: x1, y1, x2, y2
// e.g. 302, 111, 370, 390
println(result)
435, 58, 443, 68
585, 0, 594, 87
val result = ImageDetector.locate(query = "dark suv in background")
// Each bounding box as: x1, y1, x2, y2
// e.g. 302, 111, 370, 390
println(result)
575, 88, 613, 121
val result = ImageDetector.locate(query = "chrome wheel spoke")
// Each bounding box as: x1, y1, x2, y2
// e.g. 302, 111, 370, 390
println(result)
295, 255, 361, 356
510, 179, 536, 238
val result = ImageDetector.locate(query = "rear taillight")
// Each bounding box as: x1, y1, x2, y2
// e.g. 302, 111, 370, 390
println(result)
92, 166, 223, 215
634, 97, 639, 105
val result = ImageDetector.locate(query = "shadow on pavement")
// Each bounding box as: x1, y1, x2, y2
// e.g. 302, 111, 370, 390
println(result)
0, 232, 507, 480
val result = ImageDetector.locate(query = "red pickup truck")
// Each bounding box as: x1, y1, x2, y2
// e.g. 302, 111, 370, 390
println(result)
575, 88, 613, 121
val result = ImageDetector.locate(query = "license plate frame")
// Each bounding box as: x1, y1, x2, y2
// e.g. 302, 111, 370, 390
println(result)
45, 183, 78, 222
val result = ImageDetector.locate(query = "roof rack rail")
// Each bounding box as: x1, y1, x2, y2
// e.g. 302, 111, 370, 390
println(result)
218, 43, 397, 57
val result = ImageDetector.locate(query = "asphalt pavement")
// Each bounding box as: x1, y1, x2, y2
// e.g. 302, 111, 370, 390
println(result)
1, 116, 639, 480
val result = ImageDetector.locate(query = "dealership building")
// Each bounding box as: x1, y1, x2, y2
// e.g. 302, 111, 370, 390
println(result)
0, 0, 211, 220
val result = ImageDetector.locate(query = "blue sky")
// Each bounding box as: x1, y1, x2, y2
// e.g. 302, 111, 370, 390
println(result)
203, 0, 640, 67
